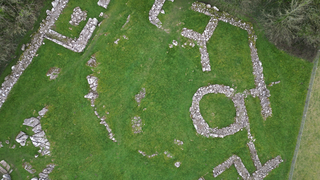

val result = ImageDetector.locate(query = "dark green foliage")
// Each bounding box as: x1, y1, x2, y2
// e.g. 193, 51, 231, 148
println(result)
0, 0, 46, 64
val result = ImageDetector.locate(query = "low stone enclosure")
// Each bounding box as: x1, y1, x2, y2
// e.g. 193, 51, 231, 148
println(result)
186, 2, 281, 179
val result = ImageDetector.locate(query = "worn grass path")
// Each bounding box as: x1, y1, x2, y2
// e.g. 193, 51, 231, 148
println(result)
292, 52, 320, 180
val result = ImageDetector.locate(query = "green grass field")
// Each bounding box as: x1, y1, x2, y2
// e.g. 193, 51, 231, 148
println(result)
0, 0, 313, 179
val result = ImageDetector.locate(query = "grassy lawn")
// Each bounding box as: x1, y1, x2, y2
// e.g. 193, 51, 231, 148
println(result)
293, 55, 320, 180
0, 0, 313, 179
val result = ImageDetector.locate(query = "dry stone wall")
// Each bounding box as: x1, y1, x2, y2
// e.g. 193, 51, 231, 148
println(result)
0, 0, 69, 110
188, 2, 281, 179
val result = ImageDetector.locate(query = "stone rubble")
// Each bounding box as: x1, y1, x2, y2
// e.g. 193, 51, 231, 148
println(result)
38, 107, 49, 117
45, 17, 98, 53
86, 56, 97, 67
174, 161, 181, 168
23, 107, 51, 156
131, 116, 143, 134
0, 142, 2, 148
0, 0, 69, 110
181, 16, 218, 72
1, 174, 11, 180
38, 164, 55, 180
46, 67, 61, 80
84, 75, 99, 107
149, 0, 166, 28
172, 40, 178, 46
114, 38, 120, 44
138, 150, 158, 158
135, 88, 146, 106
21, 44, 26, 51
268, 81, 280, 87
97, 0, 111, 9
84, 72, 116, 142
186, 2, 272, 119
69, 7, 87, 26
9, 145, 15, 149
121, 15, 131, 29
164, 151, 173, 158
23, 162, 36, 174
0, 160, 11, 175
174, 139, 183, 145
5, 140, 9, 144
15, 131, 29, 146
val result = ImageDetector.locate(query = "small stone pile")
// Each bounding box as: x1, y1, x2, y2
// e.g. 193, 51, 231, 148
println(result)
131, 116, 143, 134
164, 151, 173, 158
69, 7, 87, 26
45, 18, 98, 53
46, 67, 61, 80
97, 0, 110, 9
23, 107, 51, 156
0, 0, 69, 110
181, 17, 218, 72
15, 131, 28, 146
86, 56, 97, 67
0, 160, 12, 179
23, 162, 36, 174
148, 0, 166, 28
135, 88, 146, 106
174, 139, 183, 145
84, 75, 99, 107
174, 161, 181, 168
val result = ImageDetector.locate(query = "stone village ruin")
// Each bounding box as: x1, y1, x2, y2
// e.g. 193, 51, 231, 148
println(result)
0, 0, 284, 179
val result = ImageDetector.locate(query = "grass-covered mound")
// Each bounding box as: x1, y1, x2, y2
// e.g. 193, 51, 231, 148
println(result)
0, 0, 312, 179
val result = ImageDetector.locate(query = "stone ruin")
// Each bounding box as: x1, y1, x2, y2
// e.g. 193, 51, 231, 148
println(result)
0, 0, 69, 110
186, 1, 272, 120
30, 164, 55, 180
188, 2, 281, 179
0, 160, 12, 180
97, 0, 110, 9
46, 67, 61, 80
149, 0, 173, 29
69, 7, 87, 26
15, 131, 29, 146
23, 162, 36, 174
181, 17, 218, 72
135, 88, 146, 106
45, 18, 98, 52
1, 174, 11, 180
23, 107, 51, 156
131, 116, 143, 134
